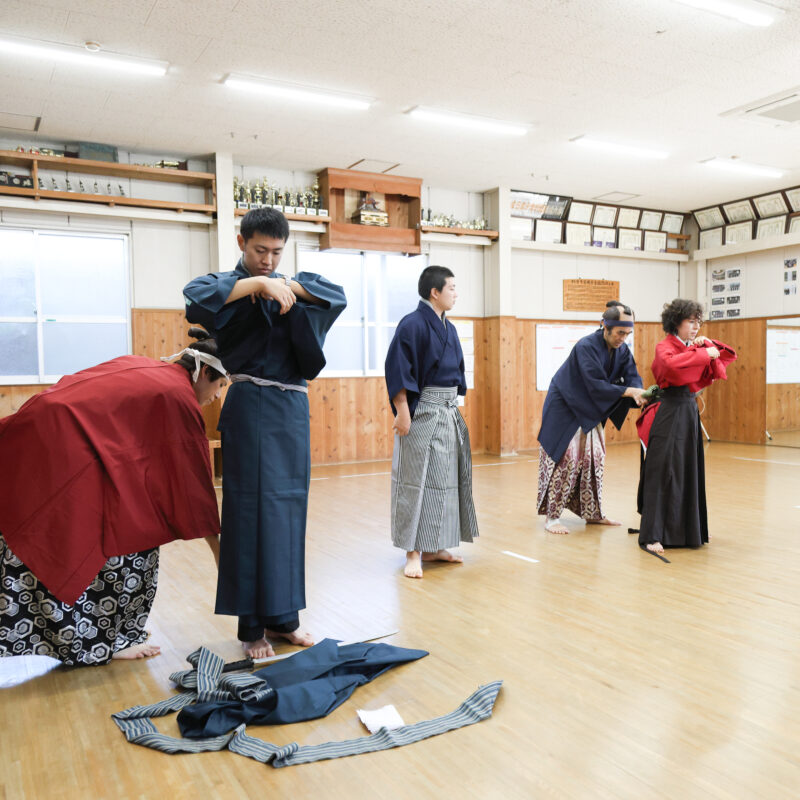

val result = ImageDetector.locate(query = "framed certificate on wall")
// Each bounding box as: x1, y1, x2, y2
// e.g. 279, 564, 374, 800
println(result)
661, 213, 684, 234
643, 230, 667, 252
699, 227, 723, 249
616, 207, 640, 228
592, 226, 616, 247
785, 187, 800, 213
567, 201, 594, 223
753, 192, 788, 218
617, 228, 643, 250
565, 222, 592, 246
722, 199, 755, 223
534, 218, 564, 243
694, 206, 725, 230
639, 210, 662, 231
724, 221, 753, 245
756, 215, 787, 239
592, 205, 618, 227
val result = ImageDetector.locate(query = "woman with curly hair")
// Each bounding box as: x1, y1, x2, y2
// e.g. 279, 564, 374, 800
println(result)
636, 299, 736, 557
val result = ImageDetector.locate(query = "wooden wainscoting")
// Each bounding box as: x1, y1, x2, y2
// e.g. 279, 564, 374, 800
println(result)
766, 383, 800, 432
702, 318, 765, 444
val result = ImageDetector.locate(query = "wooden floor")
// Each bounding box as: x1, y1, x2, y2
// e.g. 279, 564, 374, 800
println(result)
766, 428, 800, 448
2, 442, 800, 799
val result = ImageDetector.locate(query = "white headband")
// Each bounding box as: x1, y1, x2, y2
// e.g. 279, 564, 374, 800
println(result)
160, 347, 228, 382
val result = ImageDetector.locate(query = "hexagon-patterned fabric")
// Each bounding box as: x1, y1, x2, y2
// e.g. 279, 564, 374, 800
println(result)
0, 533, 158, 666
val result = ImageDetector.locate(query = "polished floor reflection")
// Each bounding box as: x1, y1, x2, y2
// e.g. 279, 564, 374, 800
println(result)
2, 443, 799, 799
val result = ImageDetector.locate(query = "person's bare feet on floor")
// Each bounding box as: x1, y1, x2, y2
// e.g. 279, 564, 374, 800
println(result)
545, 518, 569, 534
646, 542, 665, 554
421, 549, 463, 563
242, 637, 275, 659
586, 517, 621, 526
404, 551, 423, 578
112, 641, 161, 660
265, 628, 315, 647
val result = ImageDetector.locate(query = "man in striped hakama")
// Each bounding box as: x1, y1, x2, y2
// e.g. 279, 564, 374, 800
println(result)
385, 266, 479, 578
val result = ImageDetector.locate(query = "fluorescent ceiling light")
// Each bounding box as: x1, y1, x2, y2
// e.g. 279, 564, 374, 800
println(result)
671, 0, 778, 27
701, 158, 784, 178
571, 136, 669, 160
0, 35, 167, 76
224, 75, 372, 110
407, 107, 528, 136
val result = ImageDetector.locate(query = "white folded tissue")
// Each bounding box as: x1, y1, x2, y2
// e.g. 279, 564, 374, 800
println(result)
356, 704, 406, 734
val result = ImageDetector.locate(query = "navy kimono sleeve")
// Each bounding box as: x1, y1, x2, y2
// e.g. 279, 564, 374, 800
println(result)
606, 346, 644, 430
286, 272, 347, 380
571, 341, 628, 425
385, 317, 422, 416
183, 271, 241, 333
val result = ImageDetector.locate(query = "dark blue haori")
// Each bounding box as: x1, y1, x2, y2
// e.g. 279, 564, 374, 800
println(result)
385, 301, 466, 416
183, 260, 346, 626
538, 328, 642, 463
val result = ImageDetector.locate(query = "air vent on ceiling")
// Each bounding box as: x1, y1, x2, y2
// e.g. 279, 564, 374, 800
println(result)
0, 112, 41, 132
347, 158, 401, 173
592, 191, 640, 203
721, 86, 800, 128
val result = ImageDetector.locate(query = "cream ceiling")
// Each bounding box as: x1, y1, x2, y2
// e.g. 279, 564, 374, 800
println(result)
1, 0, 799, 210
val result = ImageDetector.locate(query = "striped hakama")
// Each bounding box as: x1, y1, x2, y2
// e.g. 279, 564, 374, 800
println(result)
391, 386, 479, 552
537, 424, 606, 521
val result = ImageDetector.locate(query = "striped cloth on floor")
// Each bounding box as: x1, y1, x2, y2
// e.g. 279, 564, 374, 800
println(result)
112, 645, 501, 767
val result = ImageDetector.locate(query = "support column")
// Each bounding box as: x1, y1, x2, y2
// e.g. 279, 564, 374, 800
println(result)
211, 152, 238, 272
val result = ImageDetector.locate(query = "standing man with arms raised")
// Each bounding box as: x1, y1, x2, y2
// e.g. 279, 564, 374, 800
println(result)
385, 265, 479, 579
183, 208, 346, 658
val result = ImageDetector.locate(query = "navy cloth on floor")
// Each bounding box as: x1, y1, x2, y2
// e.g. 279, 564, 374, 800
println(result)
177, 638, 428, 738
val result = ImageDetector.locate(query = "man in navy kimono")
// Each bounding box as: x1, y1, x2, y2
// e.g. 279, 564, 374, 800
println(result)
385, 266, 479, 578
183, 208, 346, 658
537, 303, 645, 534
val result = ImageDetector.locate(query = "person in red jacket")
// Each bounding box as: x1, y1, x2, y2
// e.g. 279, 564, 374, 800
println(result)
636, 299, 736, 556
0, 329, 226, 666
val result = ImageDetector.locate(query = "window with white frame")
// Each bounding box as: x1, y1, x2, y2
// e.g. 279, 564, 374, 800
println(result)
296, 246, 425, 376
0, 228, 130, 384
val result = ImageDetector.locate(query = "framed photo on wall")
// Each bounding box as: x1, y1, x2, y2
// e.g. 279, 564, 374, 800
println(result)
661, 213, 684, 234
617, 228, 643, 250
756, 215, 787, 239
592, 205, 618, 227
724, 221, 754, 245
694, 206, 725, 230
753, 192, 788, 218
567, 201, 593, 223
643, 230, 667, 252
534, 218, 564, 243
699, 226, 723, 249
565, 222, 592, 246
722, 199, 755, 223
639, 210, 663, 230
592, 226, 616, 247
616, 207, 640, 228
541, 196, 571, 220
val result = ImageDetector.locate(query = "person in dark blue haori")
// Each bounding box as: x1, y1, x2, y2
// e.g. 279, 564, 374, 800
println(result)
537, 302, 646, 535
182, 208, 346, 660
385, 265, 479, 580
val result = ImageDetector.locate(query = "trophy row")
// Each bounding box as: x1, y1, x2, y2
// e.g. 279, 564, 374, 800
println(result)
0, 170, 127, 196
421, 208, 489, 231
234, 177, 328, 216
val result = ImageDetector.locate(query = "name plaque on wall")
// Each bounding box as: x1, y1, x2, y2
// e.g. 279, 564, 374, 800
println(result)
563, 279, 620, 312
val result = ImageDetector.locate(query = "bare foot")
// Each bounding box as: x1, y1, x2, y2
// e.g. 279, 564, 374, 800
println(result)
242, 637, 275, 659
586, 517, 621, 526
265, 628, 315, 647
545, 519, 569, 534
112, 641, 161, 660
404, 551, 423, 578
646, 542, 665, 554
421, 549, 463, 563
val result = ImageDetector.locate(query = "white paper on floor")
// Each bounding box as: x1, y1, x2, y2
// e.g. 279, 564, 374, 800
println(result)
357, 704, 406, 733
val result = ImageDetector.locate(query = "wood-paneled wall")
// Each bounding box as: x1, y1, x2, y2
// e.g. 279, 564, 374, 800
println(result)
766, 383, 800, 431
702, 318, 765, 444
0, 385, 48, 418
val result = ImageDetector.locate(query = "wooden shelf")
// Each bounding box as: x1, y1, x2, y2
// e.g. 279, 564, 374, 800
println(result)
0, 149, 216, 216
420, 224, 499, 240
0, 149, 214, 185
0, 186, 213, 213
318, 166, 422, 254
233, 207, 330, 223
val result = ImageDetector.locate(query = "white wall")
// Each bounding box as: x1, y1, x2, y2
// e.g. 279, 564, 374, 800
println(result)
510, 248, 681, 322
702, 244, 800, 319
